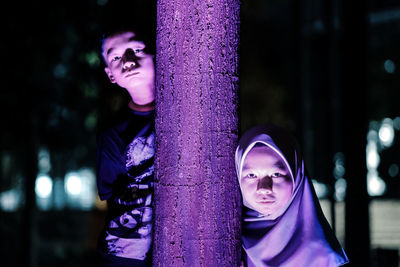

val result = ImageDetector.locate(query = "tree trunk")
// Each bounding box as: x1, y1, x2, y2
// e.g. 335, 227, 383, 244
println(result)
153, 0, 241, 266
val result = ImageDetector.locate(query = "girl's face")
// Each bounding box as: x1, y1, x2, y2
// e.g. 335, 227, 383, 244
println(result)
240, 145, 293, 216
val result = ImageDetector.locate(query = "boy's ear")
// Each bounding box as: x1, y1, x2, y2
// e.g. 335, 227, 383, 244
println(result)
104, 67, 116, 83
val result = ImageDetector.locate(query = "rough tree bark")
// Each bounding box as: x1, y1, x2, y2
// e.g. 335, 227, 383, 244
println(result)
153, 0, 241, 266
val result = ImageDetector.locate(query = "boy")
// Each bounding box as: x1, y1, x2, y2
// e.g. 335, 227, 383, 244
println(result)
96, 26, 155, 267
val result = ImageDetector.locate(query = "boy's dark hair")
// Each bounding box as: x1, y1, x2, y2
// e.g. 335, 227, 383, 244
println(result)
98, 0, 156, 64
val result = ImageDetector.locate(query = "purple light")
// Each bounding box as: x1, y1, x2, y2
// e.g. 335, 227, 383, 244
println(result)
153, 0, 241, 265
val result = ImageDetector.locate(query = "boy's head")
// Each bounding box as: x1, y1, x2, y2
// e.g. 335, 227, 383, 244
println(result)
101, 25, 155, 62
101, 26, 155, 105
240, 143, 293, 216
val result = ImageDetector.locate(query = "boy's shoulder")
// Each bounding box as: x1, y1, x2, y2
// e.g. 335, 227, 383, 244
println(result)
98, 108, 154, 141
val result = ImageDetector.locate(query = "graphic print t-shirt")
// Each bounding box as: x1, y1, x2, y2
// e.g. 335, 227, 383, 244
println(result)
97, 109, 154, 261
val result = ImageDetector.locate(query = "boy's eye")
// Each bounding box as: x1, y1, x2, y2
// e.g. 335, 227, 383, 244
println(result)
111, 56, 121, 62
133, 48, 143, 54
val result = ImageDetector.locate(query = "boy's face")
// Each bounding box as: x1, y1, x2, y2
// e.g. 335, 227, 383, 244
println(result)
103, 31, 155, 97
240, 146, 293, 216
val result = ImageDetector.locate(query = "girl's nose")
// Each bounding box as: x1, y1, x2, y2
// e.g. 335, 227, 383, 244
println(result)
256, 176, 273, 195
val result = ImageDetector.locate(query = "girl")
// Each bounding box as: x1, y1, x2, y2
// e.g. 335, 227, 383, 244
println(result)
236, 124, 348, 267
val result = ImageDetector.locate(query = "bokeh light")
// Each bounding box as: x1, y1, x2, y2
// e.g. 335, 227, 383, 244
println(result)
312, 180, 329, 199
35, 174, 53, 198
367, 172, 386, 196
335, 178, 347, 201
0, 189, 21, 212
388, 164, 399, 178
378, 118, 394, 147
38, 148, 51, 173
367, 141, 380, 170
383, 59, 396, 74
65, 172, 82, 196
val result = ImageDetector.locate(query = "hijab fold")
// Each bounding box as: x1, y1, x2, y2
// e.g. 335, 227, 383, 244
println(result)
236, 125, 348, 267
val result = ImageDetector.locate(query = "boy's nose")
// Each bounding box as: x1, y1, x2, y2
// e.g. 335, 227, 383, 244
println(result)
122, 49, 138, 70
123, 61, 136, 70
256, 176, 273, 195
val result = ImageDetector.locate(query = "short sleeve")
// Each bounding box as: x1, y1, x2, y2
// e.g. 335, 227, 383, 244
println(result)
96, 130, 125, 200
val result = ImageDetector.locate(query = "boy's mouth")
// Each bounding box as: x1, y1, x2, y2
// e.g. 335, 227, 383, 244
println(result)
125, 72, 139, 78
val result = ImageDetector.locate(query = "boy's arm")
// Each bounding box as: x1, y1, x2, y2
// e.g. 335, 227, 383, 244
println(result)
96, 131, 125, 200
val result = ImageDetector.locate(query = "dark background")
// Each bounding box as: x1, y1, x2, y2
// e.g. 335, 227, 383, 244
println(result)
1, 0, 399, 266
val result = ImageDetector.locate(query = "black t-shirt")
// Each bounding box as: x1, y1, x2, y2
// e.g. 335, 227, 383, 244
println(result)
96, 108, 154, 263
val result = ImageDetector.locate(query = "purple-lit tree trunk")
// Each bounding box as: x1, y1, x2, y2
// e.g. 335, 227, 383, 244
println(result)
153, 0, 241, 266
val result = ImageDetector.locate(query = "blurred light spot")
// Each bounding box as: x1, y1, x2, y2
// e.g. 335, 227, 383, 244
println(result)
333, 152, 345, 179
38, 147, 51, 173
393, 117, 400, 130
1, 153, 12, 177
388, 164, 399, 177
312, 180, 329, 198
78, 168, 96, 210
85, 111, 97, 131
65, 168, 96, 210
370, 8, 400, 24
53, 64, 67, 78
81, 83, 98, 98
366, 142, 380, 169
313, 20, 325, 32
368, 172, 386, 196
379, 118, 394, 147
0, 189, 21, 212
65, 172, 82, 196
335, 178, 347, 201
53, 177, 66, 210
333, 152, 345, 163
334, 164, 345, 179
333, 164, 346, 179
384, 59, 396, 74
35, 174, 53, 198
97, 0, 108, 6
85, 51, 100, 67
367, 129, 378, 142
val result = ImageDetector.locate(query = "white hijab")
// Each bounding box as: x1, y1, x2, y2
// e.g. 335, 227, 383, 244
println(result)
236, 124, 348, 267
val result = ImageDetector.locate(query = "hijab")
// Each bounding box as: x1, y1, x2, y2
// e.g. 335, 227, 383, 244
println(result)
235, 124, 348, 267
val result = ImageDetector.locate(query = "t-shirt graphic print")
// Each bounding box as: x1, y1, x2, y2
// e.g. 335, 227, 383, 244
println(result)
103, 124, 154, 260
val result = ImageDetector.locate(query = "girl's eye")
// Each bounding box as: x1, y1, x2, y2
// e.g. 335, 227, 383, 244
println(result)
271, 172, 285, 178
111, 56, 121, 63
133, 48, 143, 54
